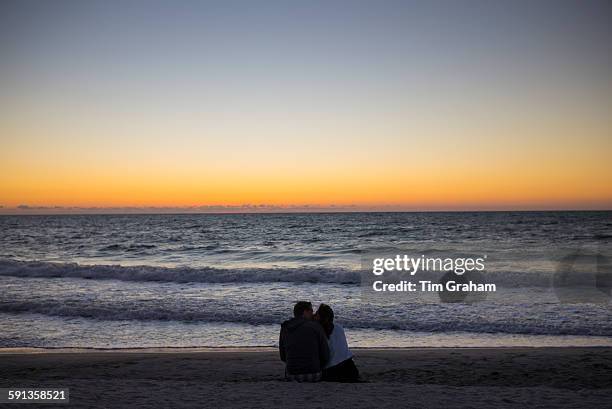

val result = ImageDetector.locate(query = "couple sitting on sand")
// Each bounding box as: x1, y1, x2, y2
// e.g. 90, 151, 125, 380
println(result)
279, 301, 360, 382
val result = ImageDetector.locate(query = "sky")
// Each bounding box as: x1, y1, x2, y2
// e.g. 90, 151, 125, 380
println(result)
1, 0, 611, 213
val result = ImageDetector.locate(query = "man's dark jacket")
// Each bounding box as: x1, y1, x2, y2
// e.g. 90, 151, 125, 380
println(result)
279, 317, 330, 375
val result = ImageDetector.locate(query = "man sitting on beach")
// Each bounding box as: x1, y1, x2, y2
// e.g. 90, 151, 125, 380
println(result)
279, 301, 330, 382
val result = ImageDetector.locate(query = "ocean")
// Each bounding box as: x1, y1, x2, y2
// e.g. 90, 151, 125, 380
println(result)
1, 212, 611, 348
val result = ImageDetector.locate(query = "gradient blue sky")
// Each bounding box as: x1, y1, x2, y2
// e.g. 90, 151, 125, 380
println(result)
1, 0, 611, 212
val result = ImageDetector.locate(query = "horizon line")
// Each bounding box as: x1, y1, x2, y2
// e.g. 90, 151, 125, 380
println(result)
1, 204, 611, 215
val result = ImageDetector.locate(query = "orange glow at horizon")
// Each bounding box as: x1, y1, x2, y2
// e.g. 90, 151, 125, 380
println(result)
2, 129, 611, 210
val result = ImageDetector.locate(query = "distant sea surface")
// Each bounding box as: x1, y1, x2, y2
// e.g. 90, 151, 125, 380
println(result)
1, 212, 611, 348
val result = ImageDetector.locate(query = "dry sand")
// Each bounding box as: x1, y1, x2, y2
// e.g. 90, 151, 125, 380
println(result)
1, 347, 611, 408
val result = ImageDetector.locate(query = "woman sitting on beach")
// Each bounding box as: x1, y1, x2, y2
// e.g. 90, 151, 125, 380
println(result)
315, 304, 360, 382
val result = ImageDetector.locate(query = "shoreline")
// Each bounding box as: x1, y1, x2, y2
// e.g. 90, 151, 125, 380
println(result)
3, 345, 612, 354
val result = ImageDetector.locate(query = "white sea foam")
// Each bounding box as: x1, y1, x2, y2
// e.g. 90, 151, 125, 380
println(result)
0, 259, 361, 284
0, 258, 557, 287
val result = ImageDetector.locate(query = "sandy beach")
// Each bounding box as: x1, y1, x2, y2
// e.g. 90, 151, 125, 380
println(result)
1, 347, 610, 408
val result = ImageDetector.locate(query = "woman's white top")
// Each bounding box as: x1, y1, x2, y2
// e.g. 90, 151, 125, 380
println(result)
325, 323, 353, 369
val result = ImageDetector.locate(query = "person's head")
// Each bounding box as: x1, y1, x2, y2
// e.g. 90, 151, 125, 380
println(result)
293, 301, 313, 320
315, 304, 334, 338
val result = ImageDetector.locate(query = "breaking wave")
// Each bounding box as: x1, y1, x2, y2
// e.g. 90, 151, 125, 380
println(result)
1, 298, 610, 336
0, 259, 360, 284
0, 259, 556, 287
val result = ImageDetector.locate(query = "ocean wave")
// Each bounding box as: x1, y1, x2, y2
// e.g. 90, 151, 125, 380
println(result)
1, 299, 610, 336
0, 259, 561, 287
0, 259, 361, 284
